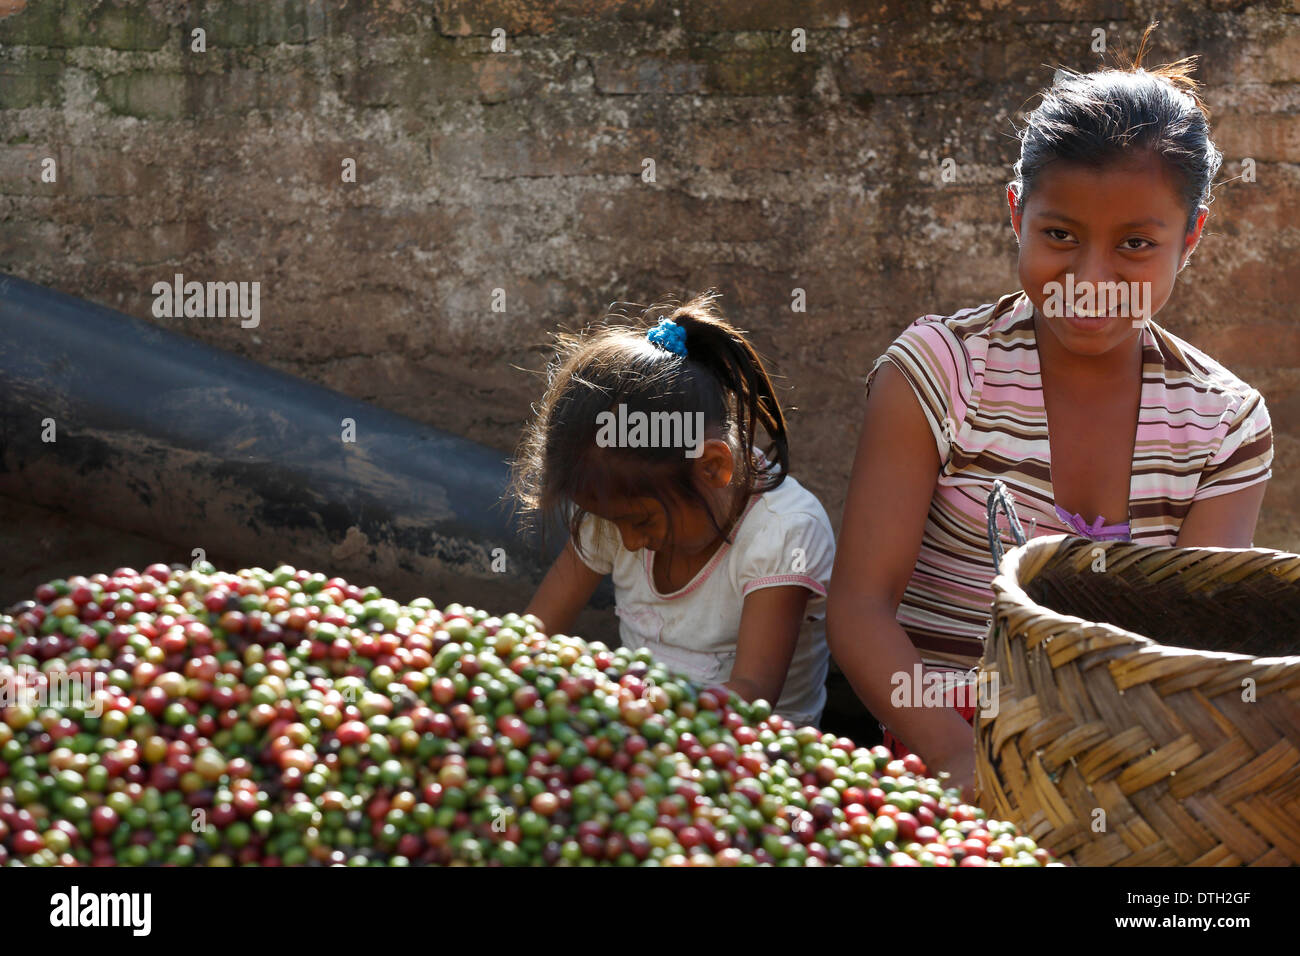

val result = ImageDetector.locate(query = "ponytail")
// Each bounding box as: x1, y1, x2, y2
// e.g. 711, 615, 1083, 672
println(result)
508, 289, 793, 554
661, 291, 790, 498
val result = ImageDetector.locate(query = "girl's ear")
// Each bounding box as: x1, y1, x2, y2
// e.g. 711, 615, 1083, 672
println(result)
1180, 205, 1209, 271
695, 439, 735, 489
1007, 185, 1022, 243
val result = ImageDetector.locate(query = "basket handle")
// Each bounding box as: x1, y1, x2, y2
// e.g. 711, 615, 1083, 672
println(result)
986, 479, 1028, 571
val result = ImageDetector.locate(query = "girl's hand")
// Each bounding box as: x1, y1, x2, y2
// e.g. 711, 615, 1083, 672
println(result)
727, 585, 811, 706
524, 538, 605, 636
723, 676, 766, 703
928, 743, 977, 805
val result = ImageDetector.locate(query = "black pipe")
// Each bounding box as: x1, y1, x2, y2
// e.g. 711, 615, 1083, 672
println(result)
0, 272, 610, 617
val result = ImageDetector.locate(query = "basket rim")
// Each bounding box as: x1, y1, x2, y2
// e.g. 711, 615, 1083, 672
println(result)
989, 533, 1300, 665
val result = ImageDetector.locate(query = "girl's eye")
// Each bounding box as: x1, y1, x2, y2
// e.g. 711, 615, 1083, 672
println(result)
1044, 228, 1074, 242
1120, 237, 1155, 251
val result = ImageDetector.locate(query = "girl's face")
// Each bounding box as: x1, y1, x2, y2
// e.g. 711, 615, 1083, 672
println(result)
1009, 153, 1207, 358
574, 440, 736, 556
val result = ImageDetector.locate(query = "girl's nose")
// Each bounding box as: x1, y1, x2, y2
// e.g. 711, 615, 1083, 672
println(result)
1073, 247, 1122, 288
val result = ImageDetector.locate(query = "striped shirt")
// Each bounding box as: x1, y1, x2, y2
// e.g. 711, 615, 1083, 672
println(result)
867, 290, 1274, 669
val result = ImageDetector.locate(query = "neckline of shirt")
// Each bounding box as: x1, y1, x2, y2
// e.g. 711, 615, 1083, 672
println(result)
1008, 288, 1158, 538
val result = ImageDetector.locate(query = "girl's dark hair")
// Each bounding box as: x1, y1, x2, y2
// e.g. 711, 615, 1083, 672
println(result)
508, 290, 790, 558
1010, 21, 1223, 239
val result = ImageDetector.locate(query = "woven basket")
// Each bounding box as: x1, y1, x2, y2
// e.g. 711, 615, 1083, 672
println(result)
976, 533, 1300, 867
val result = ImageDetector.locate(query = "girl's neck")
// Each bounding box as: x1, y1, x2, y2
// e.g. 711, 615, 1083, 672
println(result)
652, 484, 749, 591
1033, 309, 1144, 388
702, 484, 749, 551
665, 483, 748, 560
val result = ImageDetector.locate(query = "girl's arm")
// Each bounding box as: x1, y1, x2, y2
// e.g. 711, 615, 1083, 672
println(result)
524, 538, 605, 636
827, 362, 978, 798
1175, 482, 1268, 548
727, 585, 811, 705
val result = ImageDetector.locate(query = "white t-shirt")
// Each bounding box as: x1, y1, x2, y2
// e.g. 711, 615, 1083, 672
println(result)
573, 473, 835, 727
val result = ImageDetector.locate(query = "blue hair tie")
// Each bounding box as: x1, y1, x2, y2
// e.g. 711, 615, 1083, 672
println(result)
646, 317, 687, 357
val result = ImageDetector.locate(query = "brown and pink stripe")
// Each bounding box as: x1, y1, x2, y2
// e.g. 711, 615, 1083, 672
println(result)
866, 290, 1274, 669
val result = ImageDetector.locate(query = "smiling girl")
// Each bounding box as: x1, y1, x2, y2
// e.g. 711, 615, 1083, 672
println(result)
828, 29, 1274, 795
511, 292, 836, 727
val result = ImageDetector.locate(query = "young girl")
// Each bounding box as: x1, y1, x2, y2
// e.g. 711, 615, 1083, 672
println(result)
510, 291, 836, 728
828, 30, 1274, 796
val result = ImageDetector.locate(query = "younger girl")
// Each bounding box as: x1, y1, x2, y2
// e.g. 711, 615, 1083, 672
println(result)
510, 292, 836, 727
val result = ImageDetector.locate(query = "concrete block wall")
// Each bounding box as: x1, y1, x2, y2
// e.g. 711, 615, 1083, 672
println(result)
1, 0, 1296, 557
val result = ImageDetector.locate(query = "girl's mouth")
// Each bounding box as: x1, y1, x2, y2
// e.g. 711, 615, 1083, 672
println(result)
1061, 304, 1118, 331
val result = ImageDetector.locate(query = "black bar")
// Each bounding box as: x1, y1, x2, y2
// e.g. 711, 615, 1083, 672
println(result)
0, 272, 605, 611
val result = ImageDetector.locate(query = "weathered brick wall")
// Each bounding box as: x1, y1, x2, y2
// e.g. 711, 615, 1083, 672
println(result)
2, 0, 1298, 557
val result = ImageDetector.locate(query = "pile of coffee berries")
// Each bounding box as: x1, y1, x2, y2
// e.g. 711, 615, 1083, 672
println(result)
0, 563, 1059, 866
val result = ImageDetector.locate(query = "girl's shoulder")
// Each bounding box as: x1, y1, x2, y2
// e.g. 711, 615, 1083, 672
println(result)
1147, 321, 1268, 414
869, 291, 1029, 431
880, 290, 1030, 385
898, 290, 1027, 349
727, 475, 836, 589
736, 474, 833, 542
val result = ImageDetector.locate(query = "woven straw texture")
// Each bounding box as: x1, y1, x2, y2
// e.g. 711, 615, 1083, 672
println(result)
976, 534, 1300, 867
